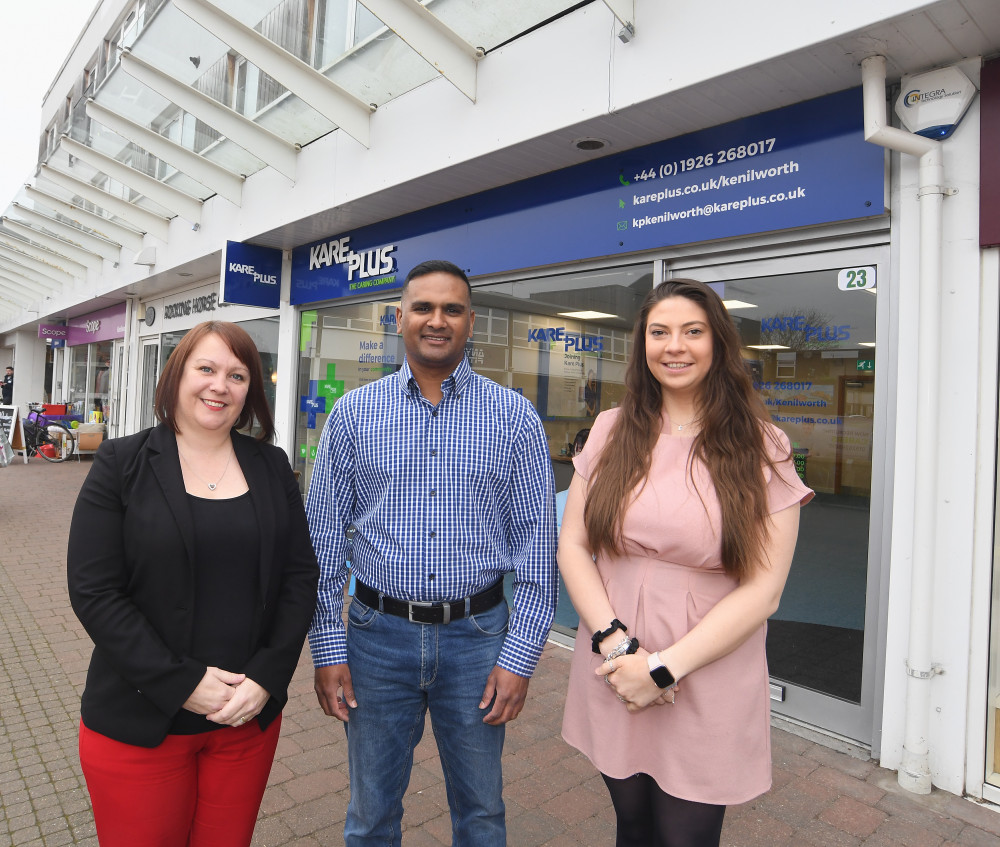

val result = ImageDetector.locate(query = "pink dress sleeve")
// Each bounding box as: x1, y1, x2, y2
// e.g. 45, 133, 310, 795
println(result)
764, 424, 815, 513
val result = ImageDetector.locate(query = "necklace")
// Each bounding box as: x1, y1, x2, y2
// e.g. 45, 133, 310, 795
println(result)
671, 415, 699, 431
178, 446, 234, 491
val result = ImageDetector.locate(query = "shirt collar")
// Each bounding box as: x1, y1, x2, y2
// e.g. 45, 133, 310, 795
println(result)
396, 355, 473, 400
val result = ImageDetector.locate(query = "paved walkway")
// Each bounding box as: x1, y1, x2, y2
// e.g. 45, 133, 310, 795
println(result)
1, 455, 999, 846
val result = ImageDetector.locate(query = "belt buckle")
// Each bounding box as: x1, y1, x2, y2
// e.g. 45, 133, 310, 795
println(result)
408, 600, 449, 625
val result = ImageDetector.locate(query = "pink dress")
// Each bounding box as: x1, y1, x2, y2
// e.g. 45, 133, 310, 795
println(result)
561, 408, 813, 805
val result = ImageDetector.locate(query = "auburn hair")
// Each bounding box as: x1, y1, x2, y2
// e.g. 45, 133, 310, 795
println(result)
154, 320, 275, 442
583, 279, 785, 579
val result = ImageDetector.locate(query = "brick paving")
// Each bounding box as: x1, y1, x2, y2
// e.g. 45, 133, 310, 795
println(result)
1, 454, 999, 846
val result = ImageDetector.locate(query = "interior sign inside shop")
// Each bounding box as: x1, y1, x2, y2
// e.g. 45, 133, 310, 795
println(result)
291, 87, 884, 305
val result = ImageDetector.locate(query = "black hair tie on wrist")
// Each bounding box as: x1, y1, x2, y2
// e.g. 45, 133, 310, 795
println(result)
592, 618, 628, 654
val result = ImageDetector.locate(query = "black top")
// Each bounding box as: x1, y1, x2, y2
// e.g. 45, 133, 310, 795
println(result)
67, 426, 319, 748
170, 491, 259, 734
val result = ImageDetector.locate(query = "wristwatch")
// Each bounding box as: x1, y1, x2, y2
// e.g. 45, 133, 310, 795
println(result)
647, 652, 676, 689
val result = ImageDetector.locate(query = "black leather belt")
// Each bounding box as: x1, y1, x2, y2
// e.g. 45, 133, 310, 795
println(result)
353, 578, 505, 625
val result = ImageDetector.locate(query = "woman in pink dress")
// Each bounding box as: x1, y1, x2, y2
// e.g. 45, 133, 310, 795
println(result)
559, 279, 812, 846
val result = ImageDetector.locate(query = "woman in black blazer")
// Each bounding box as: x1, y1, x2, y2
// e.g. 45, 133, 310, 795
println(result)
68, 321, 319, 847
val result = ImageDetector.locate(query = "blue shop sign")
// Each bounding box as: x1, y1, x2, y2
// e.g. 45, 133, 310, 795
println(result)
221, 241, 282, 309
291, 87, 883, 305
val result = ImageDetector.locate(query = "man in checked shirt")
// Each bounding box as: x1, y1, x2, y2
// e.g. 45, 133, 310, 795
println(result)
306, 259, 557, 847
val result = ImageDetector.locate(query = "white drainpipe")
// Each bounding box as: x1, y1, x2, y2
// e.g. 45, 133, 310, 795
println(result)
861, 55, 946, 794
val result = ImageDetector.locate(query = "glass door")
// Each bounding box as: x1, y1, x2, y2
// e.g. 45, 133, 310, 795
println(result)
671, 244, 890, 747
138, 339, 160, 431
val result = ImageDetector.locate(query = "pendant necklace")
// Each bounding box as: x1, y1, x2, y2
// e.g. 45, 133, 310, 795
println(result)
178, 447, 233, 491
673, 416, 699, 432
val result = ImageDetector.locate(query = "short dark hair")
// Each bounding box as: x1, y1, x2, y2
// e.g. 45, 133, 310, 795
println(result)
154, 321, 274, 442
402, 260, 471, 299
4, 366, 11, 372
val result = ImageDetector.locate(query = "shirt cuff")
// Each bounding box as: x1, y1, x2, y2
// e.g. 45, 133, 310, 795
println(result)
308, 628, 348, 668
496, 632, 546, 678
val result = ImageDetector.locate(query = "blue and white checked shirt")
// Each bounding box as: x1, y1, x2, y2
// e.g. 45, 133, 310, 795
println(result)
306, 356, 558, 678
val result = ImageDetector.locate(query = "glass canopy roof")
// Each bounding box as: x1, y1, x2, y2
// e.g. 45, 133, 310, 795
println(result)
0, 0, 587, 317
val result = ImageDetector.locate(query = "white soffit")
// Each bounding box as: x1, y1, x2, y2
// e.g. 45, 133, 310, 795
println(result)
120, 49, 300, 181
172, 0, 373, 147
360, 0, 481, 102
39, 165, 171, 241
86, 99, 245, 205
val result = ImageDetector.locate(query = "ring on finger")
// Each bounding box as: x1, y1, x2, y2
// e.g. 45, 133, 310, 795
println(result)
616, 693, 627, 703
607, 658, 616, 672
604, 674, 612, 686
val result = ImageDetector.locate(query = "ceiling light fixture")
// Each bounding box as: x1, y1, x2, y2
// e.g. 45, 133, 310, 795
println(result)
722, 299, 757, 310
574, 138, 608, 152
746, 344, 791, 350
558, 310, 618, 320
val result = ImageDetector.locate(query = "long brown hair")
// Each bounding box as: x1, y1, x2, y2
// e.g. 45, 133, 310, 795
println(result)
584, 279, 783, 579
154, 321, 275, 442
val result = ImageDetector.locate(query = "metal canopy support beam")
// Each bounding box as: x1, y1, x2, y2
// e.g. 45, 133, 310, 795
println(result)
0, 279, 38, 305
0, 267, 54, 299
11, 203, 122, 262
120, 50, 300, 181
602, 0, 634, 28
86, 99, 245, 205
0, 239, 80, 285
0, 257, 66, 293
1, 218, 104, 273
0, 234, 87, 280
24, 185, 145, 253
39, 164, 171, 241
60, 135, 203, 226
172, 0, 373, 147
0, 258, 63, 297
360, 0, 480, 101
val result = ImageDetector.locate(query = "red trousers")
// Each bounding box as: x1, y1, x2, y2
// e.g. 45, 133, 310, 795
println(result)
79, 716, 281, 847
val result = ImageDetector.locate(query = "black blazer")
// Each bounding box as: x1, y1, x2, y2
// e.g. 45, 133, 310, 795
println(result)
67, 425, 319, 748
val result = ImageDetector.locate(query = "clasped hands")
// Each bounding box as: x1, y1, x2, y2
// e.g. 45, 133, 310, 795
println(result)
182, 666, 270, 726
597, 647, 677, 713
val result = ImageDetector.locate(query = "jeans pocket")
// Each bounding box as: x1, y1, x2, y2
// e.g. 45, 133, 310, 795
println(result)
347, 599, 378, 630
469, 602, 509, 636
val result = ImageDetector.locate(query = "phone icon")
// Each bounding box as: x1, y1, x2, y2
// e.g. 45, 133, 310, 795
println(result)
619, 174, 630, 186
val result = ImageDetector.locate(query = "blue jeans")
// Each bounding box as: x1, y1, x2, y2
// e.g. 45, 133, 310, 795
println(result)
344, 597, 509, 847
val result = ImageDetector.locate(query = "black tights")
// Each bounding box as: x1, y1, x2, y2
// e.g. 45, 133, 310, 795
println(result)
602, 773, 726, 847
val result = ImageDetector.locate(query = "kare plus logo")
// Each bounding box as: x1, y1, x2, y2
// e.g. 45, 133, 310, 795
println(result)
528, 326, 604, 353
308, 235, 397, 286
228, 261, 277, 286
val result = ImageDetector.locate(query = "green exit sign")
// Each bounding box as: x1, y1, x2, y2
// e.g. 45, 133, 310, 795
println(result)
857, 359, 875, 371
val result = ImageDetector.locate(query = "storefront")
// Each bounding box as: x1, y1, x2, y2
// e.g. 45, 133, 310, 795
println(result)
132, 280, 281, 434
288, 87, 891, 749
62, 304, 127, 429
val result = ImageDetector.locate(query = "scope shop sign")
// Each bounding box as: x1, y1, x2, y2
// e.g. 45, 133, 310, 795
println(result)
221, 241, 282, 309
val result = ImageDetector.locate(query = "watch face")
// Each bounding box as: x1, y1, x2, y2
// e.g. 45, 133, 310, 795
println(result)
648, 658, 676, 689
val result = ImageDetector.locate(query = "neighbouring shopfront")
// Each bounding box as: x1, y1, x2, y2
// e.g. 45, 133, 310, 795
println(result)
288, 86, 892, 749
133, 280, 281, 433
63, 303, 127, 427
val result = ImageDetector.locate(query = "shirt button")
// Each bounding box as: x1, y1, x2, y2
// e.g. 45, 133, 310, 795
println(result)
429, 530, 436, 538
430, 489, 436, 496
428, 574, 436, 580
432, 411, 438, 417
430, 449, 437, 456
